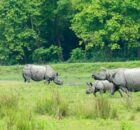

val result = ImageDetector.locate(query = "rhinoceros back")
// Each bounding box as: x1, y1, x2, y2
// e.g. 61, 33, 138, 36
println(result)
45, 65, 56, 79
124, 68, 140, 90
102, 80, 114, 90
30, 65, 46, 81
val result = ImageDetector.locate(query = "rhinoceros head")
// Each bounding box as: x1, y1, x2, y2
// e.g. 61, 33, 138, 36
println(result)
86, 82, 95, 94
53, 73, 63, 85
92, 69, 107, 80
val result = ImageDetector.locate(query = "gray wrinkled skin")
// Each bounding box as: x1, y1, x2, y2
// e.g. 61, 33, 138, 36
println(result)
23, 64, 63, 85
92, 69, 123, 81
92, 68, 140, 95
86, 80, 123, 97
112, 69, 140, 92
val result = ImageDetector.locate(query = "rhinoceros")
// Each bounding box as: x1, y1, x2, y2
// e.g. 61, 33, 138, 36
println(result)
86, 80, 124, 97
92, 69, 123, 81
92, 68, 140, 95
22, 64, 63, 85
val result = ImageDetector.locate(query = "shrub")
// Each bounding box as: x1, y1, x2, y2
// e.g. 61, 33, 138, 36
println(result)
69, 48, 84, 62
85, 47, 108, 61
32, 45, 62, 63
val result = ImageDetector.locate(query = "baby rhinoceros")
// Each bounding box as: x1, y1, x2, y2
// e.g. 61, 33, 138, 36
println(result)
86, 80, 115, 96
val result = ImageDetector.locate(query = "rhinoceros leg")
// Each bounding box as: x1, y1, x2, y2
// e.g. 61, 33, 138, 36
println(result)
118, 89, 123, 97
24, 78, 30, 83
110, 86, 116, 95
23, 74, 30, 83
47, 80, 50, 84
111, 86, 124, 97
44, 80, 50, 84
99, 89, 104, 95
120, 87, 130, 96
93, 92, 96, 97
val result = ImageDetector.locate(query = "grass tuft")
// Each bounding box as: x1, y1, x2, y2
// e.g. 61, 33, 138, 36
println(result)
35, 87, 69, 119
94, 96, 111, 119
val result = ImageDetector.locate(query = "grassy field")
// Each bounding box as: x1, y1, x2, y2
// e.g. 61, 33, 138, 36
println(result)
0, 61, 140, 130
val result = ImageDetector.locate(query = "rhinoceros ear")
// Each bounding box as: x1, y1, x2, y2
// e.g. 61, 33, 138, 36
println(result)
89, 82, 93, 86
112, 72, 117, 78
56, 72, 59, 76
101, 68, 107, 72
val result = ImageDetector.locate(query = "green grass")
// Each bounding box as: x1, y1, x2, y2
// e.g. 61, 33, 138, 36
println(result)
0, 61, 140, 130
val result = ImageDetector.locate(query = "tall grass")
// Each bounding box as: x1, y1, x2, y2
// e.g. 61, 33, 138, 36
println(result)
120, 121, 134, 130
94, 96, 119, 119
71, 99, 95, 119
0, 62, 140, 129
94, 96, 111, 119
35, 87, 69, 119
122, 96, 133, 110
15, 110, 35, 130
0, 92, 36, 130
0, 93, 19, 120
0, 93, 19, 109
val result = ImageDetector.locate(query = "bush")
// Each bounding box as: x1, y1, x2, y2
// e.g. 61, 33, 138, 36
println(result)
69, 48, 84, 62
32, 45, 62, 63
85, 48, 108, 61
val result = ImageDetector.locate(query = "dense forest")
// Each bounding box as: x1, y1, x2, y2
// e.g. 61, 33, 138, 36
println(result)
0, 0, 139, 64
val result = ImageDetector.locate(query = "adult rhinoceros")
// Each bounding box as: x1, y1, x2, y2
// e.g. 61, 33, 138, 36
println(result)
86, 80, 124, 97
92, 68, 140, 95
23, 64, 63, 85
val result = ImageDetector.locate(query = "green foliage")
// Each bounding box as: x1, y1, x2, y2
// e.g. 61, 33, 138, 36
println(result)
69, 48, 84, 62
0, 0, 140, 64
0, 0, 42, 64
32, 45, 62, 63
71, 0, 140, 52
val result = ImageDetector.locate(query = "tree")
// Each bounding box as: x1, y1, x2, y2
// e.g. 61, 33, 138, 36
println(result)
0, 0, 42, 64
71, 0, 140, 57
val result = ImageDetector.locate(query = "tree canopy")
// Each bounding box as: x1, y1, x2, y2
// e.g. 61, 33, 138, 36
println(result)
0, 0, 139, 64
